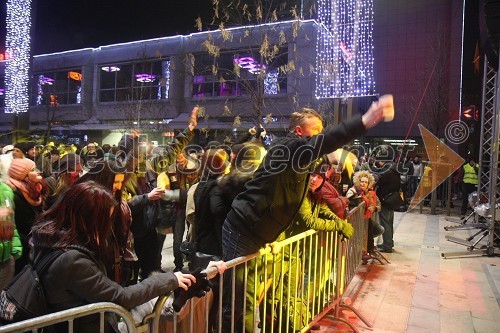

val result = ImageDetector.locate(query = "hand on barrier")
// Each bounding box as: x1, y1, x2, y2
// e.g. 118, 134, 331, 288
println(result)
207, 260, 227, 276
340, 222, 354, 240
172, 267, 212, 312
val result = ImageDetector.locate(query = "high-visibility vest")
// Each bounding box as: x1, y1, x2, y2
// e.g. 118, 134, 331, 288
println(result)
463, 163, 478, 185
423, 166, 432, 188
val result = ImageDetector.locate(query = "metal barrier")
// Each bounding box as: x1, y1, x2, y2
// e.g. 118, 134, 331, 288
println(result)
0, 203, 370, 333
162, 203, 371, 333
0, 302, 137, 333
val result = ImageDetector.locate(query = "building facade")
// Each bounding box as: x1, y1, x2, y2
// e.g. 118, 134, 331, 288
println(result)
0, 0, 465, 150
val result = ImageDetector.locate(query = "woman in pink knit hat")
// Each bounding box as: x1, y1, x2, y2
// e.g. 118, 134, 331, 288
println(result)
6, 158, 44, 274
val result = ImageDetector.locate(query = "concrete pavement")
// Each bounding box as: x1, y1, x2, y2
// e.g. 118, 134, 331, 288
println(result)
318, 210, 500, 332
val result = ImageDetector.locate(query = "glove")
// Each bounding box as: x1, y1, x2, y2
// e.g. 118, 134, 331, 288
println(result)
340, 222, 354, 240
172, 267, 212, 312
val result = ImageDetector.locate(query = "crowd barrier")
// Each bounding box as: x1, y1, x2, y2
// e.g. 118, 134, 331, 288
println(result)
0, 204, 370, 333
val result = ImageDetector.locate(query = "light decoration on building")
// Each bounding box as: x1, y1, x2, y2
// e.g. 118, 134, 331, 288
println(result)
5, 0, 32, 113
68, 71, 82, 81
234, 57, 267, 74
315, 0, 375, 99
0, 89, 4, 96
76, 86, 82, 104
264, 69, 278, 95
101, 66, 120, 72
158, 60, 170, 99
39, 75, 55, 85
36, 75, 44, 105
135, 74, 157, 83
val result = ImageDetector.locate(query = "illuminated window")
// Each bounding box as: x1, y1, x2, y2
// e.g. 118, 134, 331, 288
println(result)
99, 60, 170, 102
192, 48, 287, 98
31, 69, 82, 106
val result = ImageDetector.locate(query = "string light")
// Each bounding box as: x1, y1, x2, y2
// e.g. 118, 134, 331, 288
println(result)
315, 0, 375, 99
158, 60, 170, 99
5, 0, 32, 113
264, 70, 278, 95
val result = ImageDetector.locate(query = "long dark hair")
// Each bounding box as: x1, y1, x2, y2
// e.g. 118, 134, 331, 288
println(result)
75, 158, 131, 250
32, 181, 116, 260
77, 158, 128, 200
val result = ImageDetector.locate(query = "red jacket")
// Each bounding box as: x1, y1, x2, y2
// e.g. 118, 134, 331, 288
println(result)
315, 181, 349, 219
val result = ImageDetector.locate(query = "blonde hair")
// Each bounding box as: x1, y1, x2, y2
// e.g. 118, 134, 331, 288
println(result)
288, 108, 323, 133
352, 170, 375, 190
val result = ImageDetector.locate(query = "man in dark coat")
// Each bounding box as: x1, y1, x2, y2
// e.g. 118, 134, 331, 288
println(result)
375, 159, 401, 253
220, 100, 390, 331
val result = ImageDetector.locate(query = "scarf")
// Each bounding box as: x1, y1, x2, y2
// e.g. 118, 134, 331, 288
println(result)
6, 177, 43, 207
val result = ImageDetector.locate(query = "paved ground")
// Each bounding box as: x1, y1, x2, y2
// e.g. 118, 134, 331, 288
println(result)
159, 201, 500, 332
317, 208, 500, 333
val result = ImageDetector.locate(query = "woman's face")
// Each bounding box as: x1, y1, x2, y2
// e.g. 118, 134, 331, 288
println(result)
27, 168, 43, 182
68, 163, 84, 183
12, 148, 25, 159
358, 177, 369, 192
309, 174, 324, 192
113, 174, 125, 195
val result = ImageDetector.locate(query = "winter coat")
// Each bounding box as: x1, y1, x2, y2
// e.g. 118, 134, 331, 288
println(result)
288, 192, 348, 237
375, 166, 401, 208
0, 182, 22, 263
314, 180, 349, 219
35, 245, 179, 332
193, 176, 223, 256
226, 115, 366, 247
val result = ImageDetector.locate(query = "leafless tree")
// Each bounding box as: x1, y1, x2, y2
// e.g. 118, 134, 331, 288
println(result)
194, 0, 317, 127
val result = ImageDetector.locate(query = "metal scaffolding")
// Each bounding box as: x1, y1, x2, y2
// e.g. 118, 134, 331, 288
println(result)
442, 50, 500, 258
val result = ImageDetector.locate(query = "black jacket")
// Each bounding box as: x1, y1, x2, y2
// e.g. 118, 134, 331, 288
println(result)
36, 245, 178, 332
193, 176, 223, 256
375, 166, 401, 205
226, 115, 366, 249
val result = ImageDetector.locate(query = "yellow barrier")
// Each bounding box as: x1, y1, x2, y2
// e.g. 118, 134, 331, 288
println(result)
0, 203, 370, 333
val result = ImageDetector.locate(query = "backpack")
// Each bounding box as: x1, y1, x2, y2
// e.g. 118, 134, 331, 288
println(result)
0, 249, 63, 323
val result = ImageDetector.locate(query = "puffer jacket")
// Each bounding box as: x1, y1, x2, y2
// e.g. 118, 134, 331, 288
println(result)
226, 115, 366, 247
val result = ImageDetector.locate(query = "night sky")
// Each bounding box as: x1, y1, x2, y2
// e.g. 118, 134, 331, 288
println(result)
1, 0, 214, 55
0, 0, 486, 101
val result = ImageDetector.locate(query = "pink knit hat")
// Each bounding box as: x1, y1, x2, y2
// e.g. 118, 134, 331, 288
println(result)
8, 158, 36, 180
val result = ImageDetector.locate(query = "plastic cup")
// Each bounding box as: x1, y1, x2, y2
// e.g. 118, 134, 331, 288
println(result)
379, 94, 394, 122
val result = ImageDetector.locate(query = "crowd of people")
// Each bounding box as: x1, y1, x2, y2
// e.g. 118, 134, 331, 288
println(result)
0, 95, 477, 331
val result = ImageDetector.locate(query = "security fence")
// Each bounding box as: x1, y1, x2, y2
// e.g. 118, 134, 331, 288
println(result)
0, 204, 369, 333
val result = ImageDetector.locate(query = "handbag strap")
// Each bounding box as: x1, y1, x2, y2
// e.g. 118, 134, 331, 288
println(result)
32, 249, 65, 276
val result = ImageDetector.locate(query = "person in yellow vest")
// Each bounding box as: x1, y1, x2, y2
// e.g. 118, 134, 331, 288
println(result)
461, 156, 479, 218
421, 163, 432, 206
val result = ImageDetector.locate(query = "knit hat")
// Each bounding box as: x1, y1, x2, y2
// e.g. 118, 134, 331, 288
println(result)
2, 145, 14, 155
8, 158, 36, 180
56, 154, 82, 175
13, 142, 36, 156
13, 142, 28, 156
